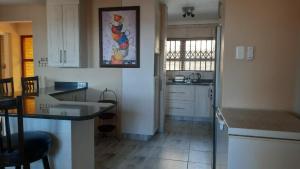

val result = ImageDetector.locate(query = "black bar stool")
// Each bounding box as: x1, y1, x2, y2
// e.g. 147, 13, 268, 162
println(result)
0, 96, 53, 169
0, 78, 14, 97
21, 76, 39, 96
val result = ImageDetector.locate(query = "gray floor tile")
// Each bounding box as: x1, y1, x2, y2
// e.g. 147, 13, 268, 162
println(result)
188, 162, 211, 169
143, 159, 188, 169
189, 150, 212, 164
95, 119, 213, 169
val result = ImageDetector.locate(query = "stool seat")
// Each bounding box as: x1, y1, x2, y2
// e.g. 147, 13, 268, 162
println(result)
1, 131, 53, 166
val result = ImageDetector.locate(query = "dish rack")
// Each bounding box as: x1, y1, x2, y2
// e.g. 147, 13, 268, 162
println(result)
98, 88, 119, 139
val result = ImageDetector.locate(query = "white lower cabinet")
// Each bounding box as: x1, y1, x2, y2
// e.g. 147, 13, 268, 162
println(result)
166, 85, 212, 118
216, 114, 300, 169
227, 136, 300, 169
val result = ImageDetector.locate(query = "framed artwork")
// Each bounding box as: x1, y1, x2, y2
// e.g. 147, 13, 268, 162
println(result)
99, 6, 140, 68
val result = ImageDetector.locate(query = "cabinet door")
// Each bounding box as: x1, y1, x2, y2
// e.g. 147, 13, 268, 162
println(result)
195, 86, 210, 118
166, 101, 194, 117
166, 85, 194, 101
47, 4, 64, 67
62, 4, 80, 67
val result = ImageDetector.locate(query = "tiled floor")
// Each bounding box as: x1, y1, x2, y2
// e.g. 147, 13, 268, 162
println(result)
95, 119, 213, 169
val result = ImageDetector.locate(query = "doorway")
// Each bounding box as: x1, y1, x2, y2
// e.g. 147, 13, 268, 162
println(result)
159, 1, 221, 169
0, 21, 33, 91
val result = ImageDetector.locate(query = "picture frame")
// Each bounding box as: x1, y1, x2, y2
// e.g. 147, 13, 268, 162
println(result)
99, 6, 140, 68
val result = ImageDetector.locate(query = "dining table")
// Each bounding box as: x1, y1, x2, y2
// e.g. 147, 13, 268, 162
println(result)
0, 83, 115, 169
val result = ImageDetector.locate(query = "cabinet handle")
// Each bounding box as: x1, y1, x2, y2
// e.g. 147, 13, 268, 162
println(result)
64, 50, 67, 63
59, 50, 63, 63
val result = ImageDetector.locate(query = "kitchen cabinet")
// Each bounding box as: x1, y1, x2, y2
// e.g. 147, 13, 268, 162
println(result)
46, 0, 87, 67
166, 85, 212, 119
195, 86, 211, 118
216, 108, 300, 169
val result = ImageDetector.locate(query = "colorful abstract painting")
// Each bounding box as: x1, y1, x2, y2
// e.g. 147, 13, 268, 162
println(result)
99, 6, 140, 68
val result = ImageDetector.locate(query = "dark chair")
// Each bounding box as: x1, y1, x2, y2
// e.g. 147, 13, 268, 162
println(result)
0, 78, 14, 97
21, 76, 39, 96
0, 96, 52, 169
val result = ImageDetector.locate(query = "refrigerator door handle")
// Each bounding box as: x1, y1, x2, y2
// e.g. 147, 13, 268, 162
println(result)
216, 107, 225, 130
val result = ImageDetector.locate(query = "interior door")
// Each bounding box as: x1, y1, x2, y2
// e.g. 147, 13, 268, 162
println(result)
47, 4, 64, 67
62, 4, 80, 67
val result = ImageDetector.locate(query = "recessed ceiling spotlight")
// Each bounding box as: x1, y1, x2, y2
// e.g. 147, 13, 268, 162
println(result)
182, 7, 195, 18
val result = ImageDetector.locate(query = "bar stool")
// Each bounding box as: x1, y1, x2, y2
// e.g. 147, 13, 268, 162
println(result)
98, 88, 118, 139
0, 96, 53, 169
21, 76, 39, 96
0, 78, 14, 97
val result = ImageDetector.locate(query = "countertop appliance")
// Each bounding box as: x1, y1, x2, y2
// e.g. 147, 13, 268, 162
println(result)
173, 75, 185, 83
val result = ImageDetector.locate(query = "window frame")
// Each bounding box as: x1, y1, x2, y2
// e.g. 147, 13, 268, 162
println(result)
166, 37, 216, 72
20, 35, 34, 77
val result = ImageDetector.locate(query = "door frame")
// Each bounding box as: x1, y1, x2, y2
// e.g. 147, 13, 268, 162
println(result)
213, 25, 222, 169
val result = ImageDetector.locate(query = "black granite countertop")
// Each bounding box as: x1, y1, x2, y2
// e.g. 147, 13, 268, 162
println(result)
167, 79, 214, 86
0, 85, 115, 121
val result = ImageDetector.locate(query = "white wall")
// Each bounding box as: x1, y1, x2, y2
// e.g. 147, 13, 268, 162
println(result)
167, 24, 216, 39
294, 1, 300, 114
121, 0, 157, 135
222, 0, 299, 110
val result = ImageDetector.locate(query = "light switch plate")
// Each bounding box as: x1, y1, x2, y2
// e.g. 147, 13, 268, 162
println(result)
247, 46, 255, 62
235, 46, 245, 60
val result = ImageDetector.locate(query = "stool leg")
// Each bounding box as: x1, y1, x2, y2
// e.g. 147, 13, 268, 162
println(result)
42, 156, 51, 169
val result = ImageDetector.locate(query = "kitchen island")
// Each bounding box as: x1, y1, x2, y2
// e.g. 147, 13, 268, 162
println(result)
3, 83, 114, 169
216, 108, 300, 169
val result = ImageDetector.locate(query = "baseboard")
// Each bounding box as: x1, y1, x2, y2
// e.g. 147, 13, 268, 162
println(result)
122, 133, 153, 141
166, 115, 213, 122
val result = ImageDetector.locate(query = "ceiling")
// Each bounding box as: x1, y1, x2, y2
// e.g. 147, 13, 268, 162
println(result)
0, 0, 45, 5
165, 0, 219, 25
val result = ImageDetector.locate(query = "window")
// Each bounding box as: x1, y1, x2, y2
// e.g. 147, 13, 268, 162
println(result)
166, 39, 215, 71
21, 35, 34, 77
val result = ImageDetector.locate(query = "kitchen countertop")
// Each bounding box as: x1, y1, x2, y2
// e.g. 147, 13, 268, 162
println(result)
0, 86, 114, 121
167, 79, 214, 86
220, 108, 300, 140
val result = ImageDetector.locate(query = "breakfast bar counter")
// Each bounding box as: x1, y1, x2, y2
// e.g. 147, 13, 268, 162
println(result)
2, 84, 115, 169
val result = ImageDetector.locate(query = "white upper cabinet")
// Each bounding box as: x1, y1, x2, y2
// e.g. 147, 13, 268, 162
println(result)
47, 4, 64, 67
47, 0, 87, 67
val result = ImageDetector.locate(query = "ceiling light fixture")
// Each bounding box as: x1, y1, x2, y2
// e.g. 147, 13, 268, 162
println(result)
182, 7, 195, 18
